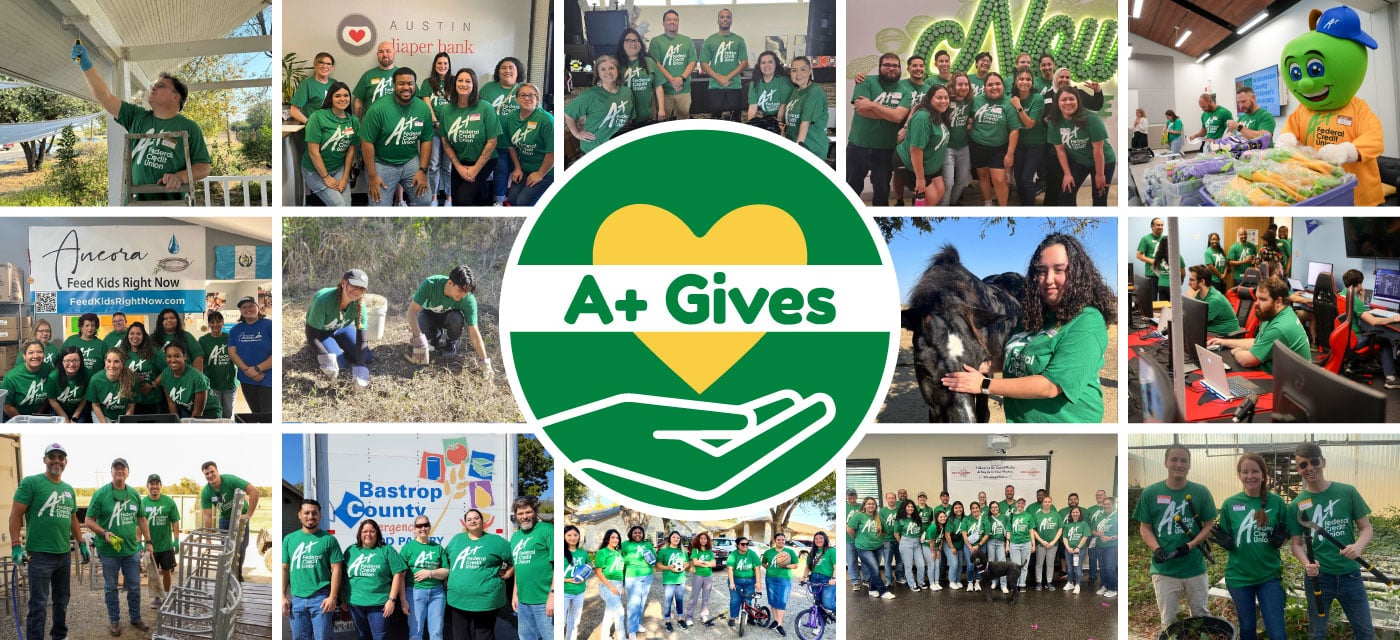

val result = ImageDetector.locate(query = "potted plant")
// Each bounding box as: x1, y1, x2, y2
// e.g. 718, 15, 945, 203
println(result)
1158, 615, 1237, 640
282, 52, 310, 120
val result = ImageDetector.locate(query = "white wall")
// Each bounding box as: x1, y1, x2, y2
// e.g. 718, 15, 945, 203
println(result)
631, 4, 811, 67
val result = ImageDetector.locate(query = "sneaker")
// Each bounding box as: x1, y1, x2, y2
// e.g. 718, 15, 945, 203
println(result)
930, 582, 942, 591
150, 597, 162, 609
852, 582, 861, 591
1073, 585, 1081, 594
910, 585, 921, 592
1096, 586, 1106, 595
665, 622, 674, 632
1001, 585, 1009, 594
705, 621, 715, 628
775, 626, 785, 637
1104, 590, 1117, 598
131, 620, 150, 632
679, 620, 689, 629
729, 621, 736, 628
1387, 376, 1400, 389
1046, 585, 1056, 591
896, 577, 907, 585
869, 590, 881, 598
352, 365, 370, 388
880, 591, 896, 599
950, 582, 961, 590
109, 623, 122, 637
1035, 585, 1042, 591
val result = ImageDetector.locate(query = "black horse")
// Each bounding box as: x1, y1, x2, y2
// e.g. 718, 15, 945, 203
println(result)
901, 245, 1024, 422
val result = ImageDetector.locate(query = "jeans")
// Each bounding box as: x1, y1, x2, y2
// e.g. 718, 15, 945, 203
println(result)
1041, 145, 1064, 206
517, 602, 551, 640
684, 573, 712, 623
959, 545, 975, 583
880, 540, 899, 581
1169, 136, 1184, 155
845, 539, 860, 582
306, 323, 372, 368
1306, 570, 1374, 639
506, 170, 554, 206
728, 576, 755, 618
370, 157, 432, 206
418, 309, 466, 351
302, 165, 349, 206
409, 585, 446, 640
492, 153, 511, 202
942, 145, 972, 205
897, 537, 925, 587
213, 388, 235, 418
1357, 329, 1400, 377
1010, 542, 1033, 587
1228, 577, 1286, 640
563, 592, 585, 640
811, 574, 836, 612
765, 577, 790, 610
1036, 544, 1057, 586
25, 551, 70, 640
988, 539, 1008, 587
661, 583, 684, 619
1063, 161, 1115, 207
846, 143, 893, 206
429, 136, 452, 203
1066, 545, 1086, 584
1101, 544, 1117, 591
1088, 544, 1101, 581
289, 587, 335, 640
1151, 572, 1210, 629
941, 542, 960, 584
99, 553, 143, 624
624, 573, 652, 635
1014, 144, 1044, 205
855, 547, 887, 594
350, 604, 387, 640
598, 580, 625, 639
920, 544, 937, 587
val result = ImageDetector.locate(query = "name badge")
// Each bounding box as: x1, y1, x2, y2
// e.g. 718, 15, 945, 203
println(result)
1232, 504, 1247, 511
526, 121, 538, 131
468, 113, 481, 122
1338, 116, 1353, 127
1156, 495, 1172, 504
162, 138, 177, 149
344, 127, 355, 135
372, 78, 382, 84
1297, 498, 1312, 510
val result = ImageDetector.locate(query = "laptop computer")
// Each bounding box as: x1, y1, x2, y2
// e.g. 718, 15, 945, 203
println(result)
1195, 344, 1263, 400
1288, 277, 1305, 292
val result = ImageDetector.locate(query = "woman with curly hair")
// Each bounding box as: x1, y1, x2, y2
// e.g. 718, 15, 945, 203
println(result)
942, 233, 1114, 422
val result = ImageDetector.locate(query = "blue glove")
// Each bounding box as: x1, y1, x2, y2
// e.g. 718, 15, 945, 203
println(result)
72, 41, 92, 71
11, 545, 25, 565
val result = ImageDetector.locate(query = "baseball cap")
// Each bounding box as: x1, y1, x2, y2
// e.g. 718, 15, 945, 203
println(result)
237, 296, 258, 308
111, 458, 129, 469
917, 491, 927, 498
845, 488, 857, 496
147, 474, 162, 483
344, 269, 369, 287
43, 443, 66, 456
1313, 6, 1378, 49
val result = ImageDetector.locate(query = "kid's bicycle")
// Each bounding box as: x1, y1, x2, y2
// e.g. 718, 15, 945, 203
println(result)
794, 581, 836, 640
736, 589, 771, 637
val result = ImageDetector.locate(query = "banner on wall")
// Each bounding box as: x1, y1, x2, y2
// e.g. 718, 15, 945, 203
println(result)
28, 226, 207, 314
944, 456, 1050, 505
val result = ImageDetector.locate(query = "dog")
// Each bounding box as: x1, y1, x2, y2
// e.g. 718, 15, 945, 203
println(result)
971, 546, 1031, 603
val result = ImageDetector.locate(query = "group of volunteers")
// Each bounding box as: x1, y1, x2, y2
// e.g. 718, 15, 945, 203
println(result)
1152, 86, 1277, 156
846, 486, 1119, 599
847, 50, 1113, 207
302, 266, 493, 387
283, 496, 552, 640
564, 8, 829, 160
1135, 443, 1380, 640
1135, 219, 1295, 300
10, 446, 259, 639
2, 302, 273, 421
561, 526, 836, 640
289, 44, 552, 207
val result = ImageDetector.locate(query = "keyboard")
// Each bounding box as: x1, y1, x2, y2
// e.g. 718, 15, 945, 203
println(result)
1227, 377, 1262, 397
1372, 309, 1397, 319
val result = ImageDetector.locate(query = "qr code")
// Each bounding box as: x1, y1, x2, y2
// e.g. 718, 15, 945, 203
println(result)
34, 291, 56, 313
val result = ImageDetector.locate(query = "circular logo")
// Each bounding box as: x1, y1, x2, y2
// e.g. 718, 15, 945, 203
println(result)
502, 121, 898, 516
337, 14, 376, 57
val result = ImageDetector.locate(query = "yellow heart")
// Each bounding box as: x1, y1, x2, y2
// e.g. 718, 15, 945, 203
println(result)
593, 204, 808, 393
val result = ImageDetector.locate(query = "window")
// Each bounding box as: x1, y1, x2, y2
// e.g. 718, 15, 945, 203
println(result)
846, 458, 881, 503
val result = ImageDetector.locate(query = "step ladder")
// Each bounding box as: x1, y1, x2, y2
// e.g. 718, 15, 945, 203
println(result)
123, 130, 195, 206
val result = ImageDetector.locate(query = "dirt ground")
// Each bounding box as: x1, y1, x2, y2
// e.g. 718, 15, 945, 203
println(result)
877, 323, 1120, 423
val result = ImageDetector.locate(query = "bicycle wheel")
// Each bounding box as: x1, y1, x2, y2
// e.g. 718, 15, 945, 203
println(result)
753, 606, 771, 626
738, 608, 747, 637
795, 608, 824, 640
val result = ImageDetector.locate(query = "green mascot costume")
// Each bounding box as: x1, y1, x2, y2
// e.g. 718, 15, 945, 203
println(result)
1277, 5, 1385, 205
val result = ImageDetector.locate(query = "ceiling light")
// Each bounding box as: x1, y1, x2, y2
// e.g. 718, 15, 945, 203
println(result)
1196, 52, 1212, 63
1237, 11, 1268, 35
1132, 0, 1143, 19
1175, 29, 1193, 47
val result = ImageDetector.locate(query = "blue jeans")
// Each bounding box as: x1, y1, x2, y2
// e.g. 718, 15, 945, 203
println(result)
880, 540, 898, 581
921, 544, 938, 587
25, 551, 70, 640
959, 545, 975, 583
1066, 545, 1086, 584
506, 170, 554, 206
728, 577, 755, 618
811, 574, 836, 613
942, 145, 972, 205
661, 583, 684, 619
349, 604, 386, 640
1088, 544, 1102, 581
100, 553, 142, 624
942, 542, 960, 584
1014, 143, 1044, 205
370, 157, 431, 206
598, 580, 625, 638
289, 587, 335, 640
492, 153, 511, 201
624, 573, 652, 635
214, 388, 235, 419
1228, 577, 1286, 640
1306, 570, 1373, 639
1010, 541, 1033, 587
302, 165, 350, 206
306, 323, 372, 368
408, 585, 445, 640
1100, 544, 1117, 591
429, 136, 452, 202
517, 601, 552, 640
845, 539, 860, 582
563, 592, 585, 640
855, 548, 886, 594
765, 577, 790, 610
989, 539, 1008, 587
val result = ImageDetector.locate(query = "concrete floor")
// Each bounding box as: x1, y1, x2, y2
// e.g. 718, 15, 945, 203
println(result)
844, 578, 1117, 639
575, 574, 832, 640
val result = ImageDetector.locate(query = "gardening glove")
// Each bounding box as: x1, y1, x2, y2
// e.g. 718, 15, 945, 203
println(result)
480, 357, 495, 379
317, 354, 339, 379
1211, 523, 1236, 551
106, 532, 125, 552
411, 334, 429, 349
12, 545, 26, 565
1267, 517, 1289, 549
72, 41, 92, 71
79, 543, 90, 564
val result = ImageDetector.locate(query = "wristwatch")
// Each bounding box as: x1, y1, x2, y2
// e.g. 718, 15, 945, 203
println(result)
980, 377, 992, 395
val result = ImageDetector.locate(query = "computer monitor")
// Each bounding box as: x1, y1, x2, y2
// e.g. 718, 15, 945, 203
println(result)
1177, 295, 1209, 365
1136, 347, 1182, 422
1306, 261, 1333, 291
1271, 342, 1386, 422
1133, 273, 1154, 320
1373, 268, 1400, 309
117, 413, 180, 423
235, 413, 273, 423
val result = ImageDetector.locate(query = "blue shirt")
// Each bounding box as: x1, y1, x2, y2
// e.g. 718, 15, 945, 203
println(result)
227, 318, 272, 387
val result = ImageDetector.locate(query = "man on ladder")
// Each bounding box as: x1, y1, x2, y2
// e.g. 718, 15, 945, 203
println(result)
72, 41, 210, 204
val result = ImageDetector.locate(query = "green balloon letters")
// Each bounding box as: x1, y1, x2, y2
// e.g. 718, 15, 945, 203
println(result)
911, 0, 1118, 82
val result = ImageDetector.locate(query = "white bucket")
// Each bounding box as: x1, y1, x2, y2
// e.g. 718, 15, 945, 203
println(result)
364, 294, 388, 341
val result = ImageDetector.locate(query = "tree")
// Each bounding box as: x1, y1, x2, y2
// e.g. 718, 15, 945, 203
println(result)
563, 471, 587, 510
516, 434, 553, 499
173, 477, 203, 495
176, 55, 259, 144
874, 217, 1106, 242
768, 473, 835, 536
0, 78, 93, 171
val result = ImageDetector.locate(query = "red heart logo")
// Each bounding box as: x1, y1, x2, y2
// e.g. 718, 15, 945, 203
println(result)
348, 28, 366, 43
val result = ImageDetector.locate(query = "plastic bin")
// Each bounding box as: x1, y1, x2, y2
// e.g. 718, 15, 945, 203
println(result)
1160, 177, 1205, 206
364, 294, 388, 341
1199, 175, 1356, 206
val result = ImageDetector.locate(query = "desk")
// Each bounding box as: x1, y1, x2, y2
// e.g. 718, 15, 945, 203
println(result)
1129, 327, 1276, 422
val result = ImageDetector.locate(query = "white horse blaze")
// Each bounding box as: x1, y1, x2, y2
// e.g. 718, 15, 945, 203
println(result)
946, 333, 965, 360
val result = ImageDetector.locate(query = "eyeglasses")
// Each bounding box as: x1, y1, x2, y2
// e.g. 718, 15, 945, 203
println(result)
737, 542, 748, 546
316, 61, 334, 66
414, 523, 431, 529
1297, 459, 1317, 469
517, 93, 538, 100
624, 38, 642, 44
879, 63, 900, 68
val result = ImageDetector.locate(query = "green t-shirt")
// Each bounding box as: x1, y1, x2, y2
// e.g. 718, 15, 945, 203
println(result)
400, 539, 446, 589
878, 506, 898, 542
416, 77, 451, 111
621, 540, 656, 575
1219, 491, 1287, 587
563, 549, 590, 595
1157, 256, 1186, 288
1277, 238, 1293, 271
848, 512, 883, 550
689, 548, 716, 577
445, 532, 511, 611
353, 67, 397, 109
700, 33, 748, 90
969, 74, 987, 97
1096, 510, 1118, 548
898, 78, 930, 110
155, 330, 205, 363
292, 76, 335, 119
103, 330, 128, 350
284, 529, 344, 597
412, 275, 479, 323
511, 521, 554, 605
916, 505, 935, 524
726, 548, 760, 579
13, 474, 77, 554
945, 515, 964, 549
987, 513, 1009, 539
345, 543, 408, 607
1051, 112, 1116, 167
1348, 293, 1370, 335
1015, 91, 1046, 146
1002, 307, 1107, 423
1166, 118, 1183, 141
959, 513, 988, 546
123, 348, 167, 405
116, 102, 211, 201
896, 108, 949, 177
199, 333, 236, 391
998, 499, 1017, 520
895, 516, 923, 539
200, 473, 251, 518
783, 84, 829, 159
162, 366, 220, 418
1197, 286, 1242, 335
1236, 107, 1276, 140
1009, 512, 1034, 544
1062, 521, 1091, 550
748, 75, 794, 117
812, 547, 836, 577
1205, 247, 1228, 283
60, 334, 107, 372
649, 33, 696, 95
480, 82, 522, 122
307, 286, 365, 331
1202, 105, 1234, 139
1130, 480, 1218, 578
14, 343, 60, 377
657, 546, 688, 585
762, 546, 795, 579
89, 483, 143, 558
361, 97, 434, 166
947, 101, 971, 149
564, 85, 635, 153
849, 77, 911, 149
1288, 482, 1371, 576
2, 365, 50, 415
44, 371, 85, 414
86, 371, 135, 421
594, 547, 625, 580
623, 57, 667, 122
301, 109, 361, 175
922, 521, 944, 545
435, 100, 502, 163
1248, 305, 1310, 374
1032, 509, 1063, 544
503, 108, 554, 174
1227, 242, 1258, 282
141, 494, 180, 553
969, 95, 1018, 147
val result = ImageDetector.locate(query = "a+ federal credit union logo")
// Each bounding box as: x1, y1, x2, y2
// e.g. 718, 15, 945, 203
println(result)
502, 121, 898, 516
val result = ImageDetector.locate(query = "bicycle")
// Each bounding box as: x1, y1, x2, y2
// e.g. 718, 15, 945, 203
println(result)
735, 589, 770, 637
794, 581, 835, 640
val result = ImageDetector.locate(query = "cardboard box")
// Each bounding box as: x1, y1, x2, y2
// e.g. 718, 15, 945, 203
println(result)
0, 316, 19, 329
0, 345, 16, 377
0, 263, 22, 303
0, 328, 22, 341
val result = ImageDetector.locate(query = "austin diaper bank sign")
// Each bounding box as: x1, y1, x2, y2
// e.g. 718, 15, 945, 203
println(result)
29, 226, 207, 314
